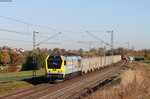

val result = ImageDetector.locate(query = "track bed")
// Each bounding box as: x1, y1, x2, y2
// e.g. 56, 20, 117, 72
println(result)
0, 60, 130, 99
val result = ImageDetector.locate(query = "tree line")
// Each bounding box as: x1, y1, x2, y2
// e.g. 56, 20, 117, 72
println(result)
1, 46, 150, 72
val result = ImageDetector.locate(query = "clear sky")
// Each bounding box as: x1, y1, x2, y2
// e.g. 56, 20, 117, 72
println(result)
0, 0, 150, 50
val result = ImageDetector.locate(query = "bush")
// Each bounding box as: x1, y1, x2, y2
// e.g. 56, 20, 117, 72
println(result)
22, 52, 45, 70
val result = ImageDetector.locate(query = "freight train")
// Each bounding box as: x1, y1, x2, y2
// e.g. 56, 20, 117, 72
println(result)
45, 54, 121, 80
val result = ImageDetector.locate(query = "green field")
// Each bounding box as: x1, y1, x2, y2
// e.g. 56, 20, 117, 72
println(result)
0, 69, 47, 95
0, 69, 45, 81
134, 55, 145, 58
141, 61, 150, 64
0, 69, 44, 77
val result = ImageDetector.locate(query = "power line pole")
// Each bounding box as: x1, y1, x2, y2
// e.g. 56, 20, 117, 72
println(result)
126, 42, 130, 55
107, 30, 114, 64
132, 46, 134, 57
33, 31, 38, 77
89, 42, 92, 51
127, 42, 129, 49
104, 46, 106, 56
127, 42, 129, 55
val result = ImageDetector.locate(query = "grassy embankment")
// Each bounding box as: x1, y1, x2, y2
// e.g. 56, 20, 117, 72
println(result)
85, 62, 150, 99
134, 55, 150, 64
0, 69, 45, 95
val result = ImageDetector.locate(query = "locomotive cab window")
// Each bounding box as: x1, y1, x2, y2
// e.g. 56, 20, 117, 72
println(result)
47, 56, 62, 69
64, 60, 66, 65
78, 59, 81, 67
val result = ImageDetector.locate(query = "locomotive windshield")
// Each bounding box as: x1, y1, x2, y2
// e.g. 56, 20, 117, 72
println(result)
47, 56, 62, 69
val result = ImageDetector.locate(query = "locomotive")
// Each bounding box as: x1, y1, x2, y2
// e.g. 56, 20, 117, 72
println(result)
121, 54, 128, 60
45, 54, 121, 80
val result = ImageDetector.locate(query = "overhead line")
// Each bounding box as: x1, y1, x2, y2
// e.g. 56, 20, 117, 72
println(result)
87, 30, 108, 33
0, 15, 29, 25
58, 43, 89, 48
86, 31, 110, 46
0, 28, 30, 35
0, 38, 63, 45
0, 15, 83, 33
36, 32, 61, 46
36, 34, 99, 47
42, 42, 62, 45
0, 38, 32, 43
0, 15, 55, 30
36, 34, 79, 43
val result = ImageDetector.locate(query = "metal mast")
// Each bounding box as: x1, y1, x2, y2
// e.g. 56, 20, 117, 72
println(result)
108, 30, 114, 64
33, 31, 38, 77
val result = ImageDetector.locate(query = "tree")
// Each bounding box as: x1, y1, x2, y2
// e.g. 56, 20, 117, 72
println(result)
0, 50, 10, 65
146, 52, 150, 58
90, 48, 97, 52
78, 48, 83, 53
11, 52, 23, 64
98, 48, 105, 56
36, 53, 45, 69
117, 47, 126, 54
61, 49, 66, 54
53, 48, 62, 53
22, 51, 45, 70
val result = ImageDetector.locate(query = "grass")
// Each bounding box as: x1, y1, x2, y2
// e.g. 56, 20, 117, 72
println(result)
0, 81, 33, 95
0, 69, 46, 95
0, 69, 44, 77
141, 61, 150, 64
0, 76, 48, 95
84, 62, 150, 99
134, 55, 145, 58
0, 69, 45, 82
0, 66, 9, 72
0, 69, 47, 95
0, 75, 43, 82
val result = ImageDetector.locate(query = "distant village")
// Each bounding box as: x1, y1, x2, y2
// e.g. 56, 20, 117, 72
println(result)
1, 46, 25, 53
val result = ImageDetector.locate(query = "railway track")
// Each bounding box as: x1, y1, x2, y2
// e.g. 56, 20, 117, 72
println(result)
39, 61, 128, 99
0, 60, 129, 99
41, 68, 118, 99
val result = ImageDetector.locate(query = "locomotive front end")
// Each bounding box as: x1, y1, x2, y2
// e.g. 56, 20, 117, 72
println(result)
45, 54, 65, 79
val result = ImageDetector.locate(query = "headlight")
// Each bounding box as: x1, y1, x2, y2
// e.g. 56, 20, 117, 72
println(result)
58, 71, 62, 73
46, 70, 50, 73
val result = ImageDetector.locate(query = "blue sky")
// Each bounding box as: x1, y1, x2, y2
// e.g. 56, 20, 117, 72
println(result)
0, 0, 150, 50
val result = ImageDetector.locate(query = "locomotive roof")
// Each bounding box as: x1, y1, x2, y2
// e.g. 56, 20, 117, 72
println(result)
50, 53, 81, 57
49, 54, 81, 60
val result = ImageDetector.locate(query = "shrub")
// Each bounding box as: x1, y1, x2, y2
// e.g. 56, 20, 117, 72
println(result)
22, 52, 45, 70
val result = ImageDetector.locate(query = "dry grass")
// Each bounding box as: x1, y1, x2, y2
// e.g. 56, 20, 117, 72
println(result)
85, 63, 149, 99
0, 66, 9, 72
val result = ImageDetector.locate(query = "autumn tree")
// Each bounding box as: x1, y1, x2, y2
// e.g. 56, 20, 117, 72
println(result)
61, 49, 66, 54
117, 47, 126, 54
53, 48, 62, 53
11, 52, 23, 64
78, 48, 83, 53
90, 48, 97, 52
146, 52, 150, 58
0, 50, 10, 65
98, 48, 105, 56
